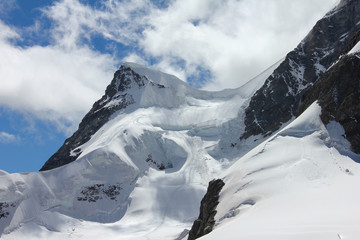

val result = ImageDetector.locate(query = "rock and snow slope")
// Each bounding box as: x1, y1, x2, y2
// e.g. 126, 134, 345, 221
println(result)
243, 0, 360, 140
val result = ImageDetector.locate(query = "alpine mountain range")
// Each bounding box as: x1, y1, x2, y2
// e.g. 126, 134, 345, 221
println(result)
1, 0, 360, 239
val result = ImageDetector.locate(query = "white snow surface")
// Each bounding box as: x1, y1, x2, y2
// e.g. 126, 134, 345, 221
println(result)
348, 40, 360, 55
1, 63, 359, 240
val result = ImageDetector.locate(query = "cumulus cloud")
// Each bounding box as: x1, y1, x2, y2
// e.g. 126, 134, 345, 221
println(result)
0, 0, 340, 134
0, 131, 20, 143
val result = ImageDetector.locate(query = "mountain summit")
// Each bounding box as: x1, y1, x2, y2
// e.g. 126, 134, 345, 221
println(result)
1, 0, 360, 239
40, 64, 166, 171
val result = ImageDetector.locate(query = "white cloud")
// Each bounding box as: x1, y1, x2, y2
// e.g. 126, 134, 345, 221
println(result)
41, 0, 154, 49
0, 131, 20, 143
0, 0, 340, 134
0, 20, 117, 135
139, 0, 340, 89
122, 52, 148, 66
0, 20, 19, 41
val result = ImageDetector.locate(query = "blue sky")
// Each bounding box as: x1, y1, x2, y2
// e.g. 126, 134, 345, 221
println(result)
0, 0, 338, 173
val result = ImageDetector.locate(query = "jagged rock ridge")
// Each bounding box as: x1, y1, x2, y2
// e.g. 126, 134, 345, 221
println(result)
242, 0, 360, 139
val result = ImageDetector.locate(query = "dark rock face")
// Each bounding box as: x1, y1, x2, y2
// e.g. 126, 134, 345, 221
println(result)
0, 202, 16, 219
40, 65, 163, 171
188, 179, 225, 240
145, 154, 173, 170
242, 0, 360, 139
298, 54, 360, 153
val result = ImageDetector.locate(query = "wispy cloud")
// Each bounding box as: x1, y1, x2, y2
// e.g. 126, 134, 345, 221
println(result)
0, 131, 20, 143
0, 0, 17, 16
41, 0, 154, 49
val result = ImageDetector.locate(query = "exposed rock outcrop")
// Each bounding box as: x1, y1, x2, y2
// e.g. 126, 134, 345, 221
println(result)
298, 54, 360, 153
188, 179, 225, 240
0, 202, 16, 219
77, 183, 122, 202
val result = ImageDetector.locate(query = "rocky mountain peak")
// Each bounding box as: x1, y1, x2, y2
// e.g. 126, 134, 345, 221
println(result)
104, 65, 147, 98
40, 64, 164, 171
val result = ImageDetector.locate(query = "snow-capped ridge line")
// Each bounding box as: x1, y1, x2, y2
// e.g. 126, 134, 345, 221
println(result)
123, 61, 279, 101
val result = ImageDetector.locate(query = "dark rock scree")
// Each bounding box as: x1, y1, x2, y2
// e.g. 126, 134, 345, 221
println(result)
188, 179, 225, 240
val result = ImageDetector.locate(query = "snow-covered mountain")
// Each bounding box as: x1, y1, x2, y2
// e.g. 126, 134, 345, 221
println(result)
0, 60, 278, 239
1, 0, 360, 239
40, 61, 272, 171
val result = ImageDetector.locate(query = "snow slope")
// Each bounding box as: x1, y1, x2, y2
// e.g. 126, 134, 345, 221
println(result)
202, 103, 360, 240
349, 40, 360, 56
